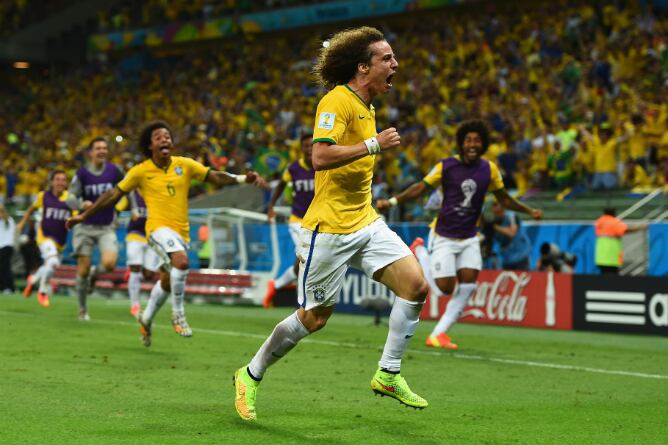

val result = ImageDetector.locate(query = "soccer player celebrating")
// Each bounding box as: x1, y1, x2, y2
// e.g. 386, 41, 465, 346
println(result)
67, 121, 268, 346
66, 137, 123, 320
17, 170, 73, 307
378, 120, 543, 349
263, 133, 315, 308
234, 27, 430, 422
117, 190, 160, 318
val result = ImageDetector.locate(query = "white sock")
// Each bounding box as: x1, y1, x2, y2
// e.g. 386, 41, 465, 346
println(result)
248, 311, 309, 379
415, 245, 441, 297
128, 271, 142, 306
32, 265, 46, 283
141, 281, 168, 324
170, 268, 188, 316
38, 257, 59, 294
274, 266, 297, 289
431, 282, 476, 336
379, 296, 423, 372
76, 275, 88, 311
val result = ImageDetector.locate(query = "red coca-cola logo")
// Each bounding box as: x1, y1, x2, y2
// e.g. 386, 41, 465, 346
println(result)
462, 271, 530, 322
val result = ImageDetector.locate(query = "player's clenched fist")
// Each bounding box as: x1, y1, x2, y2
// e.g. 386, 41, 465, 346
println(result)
376, 127, 400, 151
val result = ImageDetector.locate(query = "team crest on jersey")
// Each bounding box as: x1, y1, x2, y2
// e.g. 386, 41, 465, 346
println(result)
317, 112, 335, 130
175, 166, 183, 176
313, 285, 326, 302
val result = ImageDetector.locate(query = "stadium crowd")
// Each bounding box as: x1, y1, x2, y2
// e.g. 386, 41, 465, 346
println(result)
1, 0, 667, 214
96, 0, 328, 32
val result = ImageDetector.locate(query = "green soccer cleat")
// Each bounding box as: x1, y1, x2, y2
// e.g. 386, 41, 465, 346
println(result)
370, 368, 428, 409
233, 367, 259, 421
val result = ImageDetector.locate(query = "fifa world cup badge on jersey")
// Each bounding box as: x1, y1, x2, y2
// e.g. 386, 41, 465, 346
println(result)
313, 286, 326, 302
318, 112, 335, 130
175, 166, 183, 176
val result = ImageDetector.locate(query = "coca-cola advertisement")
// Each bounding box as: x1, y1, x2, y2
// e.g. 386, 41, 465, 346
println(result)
420, 270, 574, 330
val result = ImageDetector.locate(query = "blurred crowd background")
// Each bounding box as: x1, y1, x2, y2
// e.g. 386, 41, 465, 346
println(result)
1, 0, 667, 221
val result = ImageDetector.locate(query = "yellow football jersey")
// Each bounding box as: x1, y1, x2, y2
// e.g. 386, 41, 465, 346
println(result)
302, 85, 379, 234
117, 156, 209, 242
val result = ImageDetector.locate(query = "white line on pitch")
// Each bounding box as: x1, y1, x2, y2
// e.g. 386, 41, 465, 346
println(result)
3, 308, 666, 381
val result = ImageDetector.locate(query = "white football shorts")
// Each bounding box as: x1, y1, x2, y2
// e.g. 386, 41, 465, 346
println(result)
428, 232, 481, 279
297, 218, 411, 310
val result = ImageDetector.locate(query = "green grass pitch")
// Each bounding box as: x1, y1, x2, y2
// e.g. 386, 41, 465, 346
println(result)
1, 293, 666, 445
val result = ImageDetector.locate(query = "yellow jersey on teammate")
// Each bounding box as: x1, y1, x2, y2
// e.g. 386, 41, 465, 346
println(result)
116, 156, 209, 242
302, 85, 379, 234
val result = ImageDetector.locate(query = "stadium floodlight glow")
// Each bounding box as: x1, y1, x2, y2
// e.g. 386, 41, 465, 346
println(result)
13, 61, 30, 69
115, 135, 123, 142
323, 40, 330, 48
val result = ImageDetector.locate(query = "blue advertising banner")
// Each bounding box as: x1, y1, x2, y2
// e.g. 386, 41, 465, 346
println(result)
60, 221, 667, 277
649, 223, 668, 276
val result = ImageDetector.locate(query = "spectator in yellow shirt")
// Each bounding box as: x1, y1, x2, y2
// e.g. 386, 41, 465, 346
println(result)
581, 123, 619, 190
621, 159, 654, 193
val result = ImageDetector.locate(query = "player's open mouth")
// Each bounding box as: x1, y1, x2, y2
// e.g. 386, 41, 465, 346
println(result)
160, 145, 171, 155
466, 148, 479, 158
386, 73, 394, 86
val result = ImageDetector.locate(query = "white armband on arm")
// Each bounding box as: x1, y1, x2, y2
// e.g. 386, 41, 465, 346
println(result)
388, 197, 399, 207
235, 175, 247, 184
364, 137, 381, 155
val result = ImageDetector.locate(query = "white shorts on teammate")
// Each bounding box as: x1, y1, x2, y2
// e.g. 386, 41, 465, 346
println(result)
126, 239, 161, 271
428, 233, 482, 279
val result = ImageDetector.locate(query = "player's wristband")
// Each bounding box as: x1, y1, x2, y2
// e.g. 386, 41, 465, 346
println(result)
235, 175, 247, 184
388, 197, 399, 207
364, 137, 381, 155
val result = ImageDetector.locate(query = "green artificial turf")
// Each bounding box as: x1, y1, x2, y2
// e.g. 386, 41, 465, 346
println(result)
1, 294, 666, 445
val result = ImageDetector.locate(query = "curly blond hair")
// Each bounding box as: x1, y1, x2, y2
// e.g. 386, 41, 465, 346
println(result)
313, 26, 385, 90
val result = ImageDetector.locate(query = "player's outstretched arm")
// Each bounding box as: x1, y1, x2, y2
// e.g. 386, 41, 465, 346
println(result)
267, 180, 287, 222
66, 187, 124, 229
207, 170, 270, 190
493, 188, 543, 220
15, 205, 36, 234
376, 181, 429, 210
312, 127, 401, 171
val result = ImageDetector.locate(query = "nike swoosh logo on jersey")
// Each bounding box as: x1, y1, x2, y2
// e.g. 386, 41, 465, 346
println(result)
359, 115, 365, 119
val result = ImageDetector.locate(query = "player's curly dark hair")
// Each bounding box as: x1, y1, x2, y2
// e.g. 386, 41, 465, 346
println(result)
313, 27, 385, 90
456, 120, 491, 155
139, 121, 173, 158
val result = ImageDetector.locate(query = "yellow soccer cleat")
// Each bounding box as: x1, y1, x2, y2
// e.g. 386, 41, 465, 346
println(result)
233, 367, 259, 421
371, 368, 428, 409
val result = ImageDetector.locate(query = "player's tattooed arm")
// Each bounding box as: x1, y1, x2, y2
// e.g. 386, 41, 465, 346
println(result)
312, 128, 401, 171
376, 181, 429, 210
65, 188, 125, 229
207, 170, 270, 190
